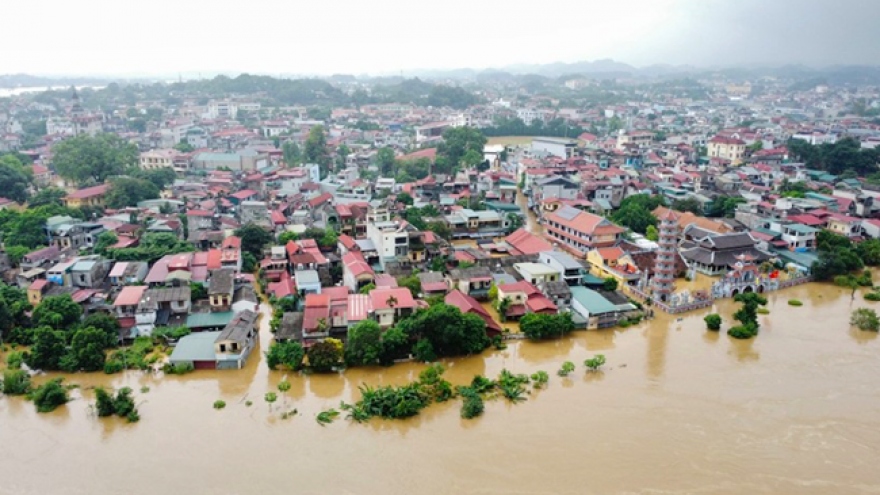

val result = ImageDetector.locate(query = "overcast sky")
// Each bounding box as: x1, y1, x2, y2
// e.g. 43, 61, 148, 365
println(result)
5, 0, 880, 77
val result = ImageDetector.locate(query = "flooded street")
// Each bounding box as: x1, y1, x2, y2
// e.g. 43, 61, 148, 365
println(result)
2, 283, 880, 494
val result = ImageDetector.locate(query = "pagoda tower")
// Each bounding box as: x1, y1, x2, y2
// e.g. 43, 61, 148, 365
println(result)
651, 209, 679, 302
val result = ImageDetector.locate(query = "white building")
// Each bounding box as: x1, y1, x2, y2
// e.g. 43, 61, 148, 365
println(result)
365, 206, 410, 269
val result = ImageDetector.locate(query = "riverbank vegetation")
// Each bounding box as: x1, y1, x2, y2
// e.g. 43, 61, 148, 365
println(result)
94, 386, 140, 422
851, 308, 880, 332
316, 359, 609, 426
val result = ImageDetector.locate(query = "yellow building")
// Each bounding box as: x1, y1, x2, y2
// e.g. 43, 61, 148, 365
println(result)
707, 136, 746, 164
64, 184, 110, 208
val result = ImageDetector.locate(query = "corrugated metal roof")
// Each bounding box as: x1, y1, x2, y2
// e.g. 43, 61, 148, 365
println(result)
187, 311, 234, 329
169, 331, 221, 362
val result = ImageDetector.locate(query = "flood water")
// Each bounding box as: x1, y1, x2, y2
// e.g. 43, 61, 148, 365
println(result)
2, 281, 880, 494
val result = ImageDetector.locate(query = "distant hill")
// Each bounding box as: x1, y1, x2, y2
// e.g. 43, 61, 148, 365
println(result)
0, 73, 113, 89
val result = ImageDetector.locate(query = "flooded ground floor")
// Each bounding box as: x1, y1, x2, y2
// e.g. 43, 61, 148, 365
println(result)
1, 282, 880, 494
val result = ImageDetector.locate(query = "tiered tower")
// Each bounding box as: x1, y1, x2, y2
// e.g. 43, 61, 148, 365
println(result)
651, 209, 679, 302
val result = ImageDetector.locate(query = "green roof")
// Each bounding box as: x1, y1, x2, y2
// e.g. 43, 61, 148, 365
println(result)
772, 248, 818, 270
187, 311, 234, 329
483, 201, 521, 212
169, 331, 220, 362
570, 287, 619, 315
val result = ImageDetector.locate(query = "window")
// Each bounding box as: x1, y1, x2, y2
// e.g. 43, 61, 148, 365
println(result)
219, 344, 226, 352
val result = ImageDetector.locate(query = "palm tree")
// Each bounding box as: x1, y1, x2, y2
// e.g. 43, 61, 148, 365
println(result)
496, 297, 512, 322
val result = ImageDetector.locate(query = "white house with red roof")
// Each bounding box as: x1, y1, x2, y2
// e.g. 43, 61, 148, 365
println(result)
369, 287, 417, 327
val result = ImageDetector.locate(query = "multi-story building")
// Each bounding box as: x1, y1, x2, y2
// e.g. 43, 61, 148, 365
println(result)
543, 206, 624, 257
365, 205, 410, 269
139, 149, 180, 170
707, 135, 746, 164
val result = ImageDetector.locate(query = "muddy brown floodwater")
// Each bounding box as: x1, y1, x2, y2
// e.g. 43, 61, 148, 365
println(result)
2, 282, 880, 495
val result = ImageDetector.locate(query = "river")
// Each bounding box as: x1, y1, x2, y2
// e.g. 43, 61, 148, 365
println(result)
1, 281, 879, 494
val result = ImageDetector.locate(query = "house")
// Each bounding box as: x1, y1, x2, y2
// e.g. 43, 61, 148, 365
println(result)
707, 136, 746, 164
444, 289, 502, 337
540, 278, 572, 308
444, 209, 508, 240
538, 250, 588, 286
294, 269, 322, 296
169, 309, 258, 370
652, 207, 734, 235
504, 228, 553, 255
213, 309, 259, 369
275, 312, 304, 343
186, 209, 216, 244
418, 271, 449, 296
365, 205, 413, 269
513, 262, 561, 287
302, 294, 331, 343
69, 258, 109, 288
64, 184, 110, 208
497, 281, 558, 320
208, 268, 234, 311
113, 285, 148, 326
342, 251, 375, 292
534, 176, 579, 202
543, 206, 624, 257
20, 246, 61, 271
586, 246, 641, 285
139, 149, 180, 170
570, 287, 636, 329
446, 266, 493, 300
108, 261, 148, 286
369, 287, 417, 328
46, 260, 76, 287
27, 279, 50, 306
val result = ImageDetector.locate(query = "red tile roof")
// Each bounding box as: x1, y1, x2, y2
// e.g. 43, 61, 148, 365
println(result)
369, 287, 416, 310
222, 236, 241, 249
444, 289, 502, 335
505, 228, 552, 255
307, 193, 332, 208
114, 286, 147, 306
66, 184, 109, 200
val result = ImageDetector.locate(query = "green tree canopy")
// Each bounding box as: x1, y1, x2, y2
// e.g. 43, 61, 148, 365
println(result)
304, 125, 330, 174
64, 327, 108, 372
26, 327, 68, 370
375, 147, 396, 177
611, 194, 663, 234
32, 294, 82, 329
105, 177, 161, 209
265, 340, 305, 371
52, 133, 138, 185
109, 232, 194, 263
28, 187, 67, 208
438, 127, 486, 175
397, 303, 490, 357
344, 320, 383, 367
307, 338, 343, 372
0, 155, 32, 203
520, 312, 575, 340
234, 223, 273, 258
